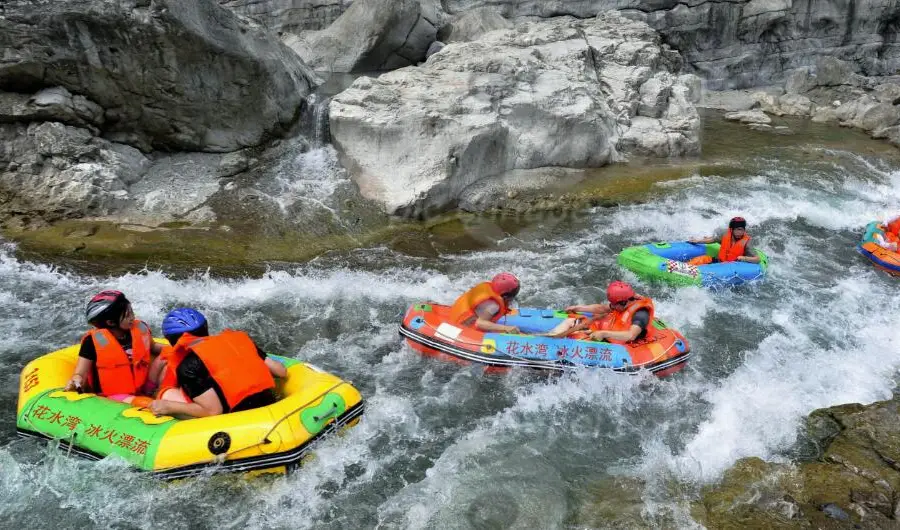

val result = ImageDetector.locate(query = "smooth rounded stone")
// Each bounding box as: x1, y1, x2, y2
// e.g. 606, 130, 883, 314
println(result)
438, 6, 514, 43
286, 0, 442, 72
425, 41, 446, 59
0, 0, 318, 153
724, 109, 772, 124
330, 12, 701, 216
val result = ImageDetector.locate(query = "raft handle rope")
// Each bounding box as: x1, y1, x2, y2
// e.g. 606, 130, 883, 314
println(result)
154, 381, 347, 472
417, 320, 681, 368
425, 317, 681, 369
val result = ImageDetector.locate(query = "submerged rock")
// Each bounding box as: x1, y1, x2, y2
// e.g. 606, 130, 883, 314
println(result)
330, 12, 701, 216
725, 109, 772, 125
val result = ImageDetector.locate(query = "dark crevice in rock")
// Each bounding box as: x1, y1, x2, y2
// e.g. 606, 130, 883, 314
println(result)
377, 13, 432, 70
842, 0, 857, 47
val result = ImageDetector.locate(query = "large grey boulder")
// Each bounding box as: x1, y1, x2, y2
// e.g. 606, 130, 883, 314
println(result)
0, 121, 149, 223
0, 0, 318, 153
285, 0, 442, 72
219, 0, 353, 33
438, 7, 513, 43
441, 0, 900, 90
330, 12, 701, 216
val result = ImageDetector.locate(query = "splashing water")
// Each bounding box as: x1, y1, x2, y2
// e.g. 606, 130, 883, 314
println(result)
1, 143, 900, 528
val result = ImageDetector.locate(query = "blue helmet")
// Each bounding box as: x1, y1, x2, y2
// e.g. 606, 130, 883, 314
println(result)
162, 308, 207, 336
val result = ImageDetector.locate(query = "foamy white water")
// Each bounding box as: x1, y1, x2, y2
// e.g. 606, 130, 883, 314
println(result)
1, 145, 899, 528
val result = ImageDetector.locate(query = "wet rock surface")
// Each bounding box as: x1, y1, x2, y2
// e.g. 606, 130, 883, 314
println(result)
694, 394, 900, 529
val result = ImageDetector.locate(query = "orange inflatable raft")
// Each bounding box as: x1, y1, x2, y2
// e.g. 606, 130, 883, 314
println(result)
399, 304, 690, 377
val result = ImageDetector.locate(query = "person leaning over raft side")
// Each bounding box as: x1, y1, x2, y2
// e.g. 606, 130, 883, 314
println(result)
447, 272, 522, 334
149, 308, 287, 418
687, 216, 760, 265
875, 215, 900, 251
64, 290, 167, 406
543, 281, 654, 343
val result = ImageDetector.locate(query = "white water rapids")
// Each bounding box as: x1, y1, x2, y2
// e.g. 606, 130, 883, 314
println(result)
1, 135, 899, 528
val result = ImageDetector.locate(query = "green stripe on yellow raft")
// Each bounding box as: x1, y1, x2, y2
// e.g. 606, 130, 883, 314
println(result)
16, 354, 303, 471
17, 390, 174, 468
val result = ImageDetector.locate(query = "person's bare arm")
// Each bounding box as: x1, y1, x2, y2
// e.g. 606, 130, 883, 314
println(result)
150, 388, 223, 418
737, 246, 761, 264
590, 325, 642, 342
65, 357, 94, 391
265, 357, 287, 378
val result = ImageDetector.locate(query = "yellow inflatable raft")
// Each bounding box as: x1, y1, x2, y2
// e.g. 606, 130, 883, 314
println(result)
16, 341, 364, 479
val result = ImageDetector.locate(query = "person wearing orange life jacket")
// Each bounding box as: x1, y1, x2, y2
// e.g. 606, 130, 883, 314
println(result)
544, 281, 654, 343
687, 217, 760, 265
875, 215, 900, 251
64, 290, 168, 406
148, 308, 287, 418
447, 272, 521, 334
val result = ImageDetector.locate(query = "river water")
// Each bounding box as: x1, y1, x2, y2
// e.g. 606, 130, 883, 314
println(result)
1, 116, 900, 529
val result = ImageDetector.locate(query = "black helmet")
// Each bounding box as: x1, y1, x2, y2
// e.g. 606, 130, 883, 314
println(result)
85, 290, 129, 327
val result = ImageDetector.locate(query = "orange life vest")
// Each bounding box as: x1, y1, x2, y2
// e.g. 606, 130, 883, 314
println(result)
448, 282, 509, 327
880, 217, 900, 243
157, 333, 197, 398
162, 330, 275, 410
588, 297, 656, 343
718, 229, 751, 262
84, 319, 152, 396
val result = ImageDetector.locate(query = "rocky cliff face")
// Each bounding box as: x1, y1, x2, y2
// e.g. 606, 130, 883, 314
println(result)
219, 0, 353, 33
0, 0, 318, 153
441, 0, 900, 90
330, 12, 701, 216
0, 0, 323, 229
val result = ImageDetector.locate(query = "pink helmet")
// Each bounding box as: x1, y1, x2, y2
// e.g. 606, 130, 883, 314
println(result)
490, 272, 520, 298
606, 281, 635, 304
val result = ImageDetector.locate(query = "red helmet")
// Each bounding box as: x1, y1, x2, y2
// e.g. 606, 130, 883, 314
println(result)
729, 216, 747, 230
490, 272, 520, 298
606, 281, 635, 304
